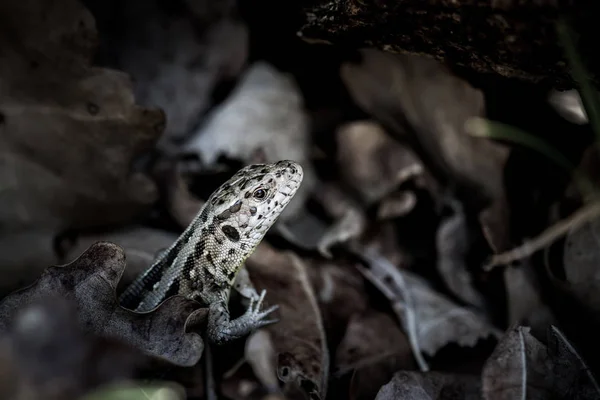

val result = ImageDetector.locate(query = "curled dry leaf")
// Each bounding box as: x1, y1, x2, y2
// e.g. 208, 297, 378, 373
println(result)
335, 120, 426, 206
111, 0, 248, 150
335, 311, 414, 400
482, 325, 600, 400
312, 182, 367, 258
0, 0, 163, 268
246, 243, 329, 400
183, 61, 315, 220
0, 242, 205, 367
375, 371, 481, 400
436, 197, 487, 310
354, 247, 500, 370
0, 296, 141, 400
341, 48, 511, 253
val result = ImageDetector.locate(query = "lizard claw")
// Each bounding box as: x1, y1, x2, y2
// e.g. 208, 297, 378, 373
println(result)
207, 289, 280, 344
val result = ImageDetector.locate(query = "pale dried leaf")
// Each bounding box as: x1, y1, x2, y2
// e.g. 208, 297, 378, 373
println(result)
0, 242, 204, 367
436, 197, 487, 310
375, 371, 481, 400
245, 330, 280, 393
183, 61, 314, 220
355, 248, 500, 364
548, 89, 588, 125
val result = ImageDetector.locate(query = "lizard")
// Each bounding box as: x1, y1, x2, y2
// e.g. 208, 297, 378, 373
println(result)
119, 160, 304, 345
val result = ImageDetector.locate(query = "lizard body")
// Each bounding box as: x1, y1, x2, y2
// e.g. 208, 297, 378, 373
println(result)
119, 160, 303, 344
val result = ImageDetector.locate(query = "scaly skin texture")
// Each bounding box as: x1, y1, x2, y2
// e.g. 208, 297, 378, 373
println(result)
119, 160, 304, 344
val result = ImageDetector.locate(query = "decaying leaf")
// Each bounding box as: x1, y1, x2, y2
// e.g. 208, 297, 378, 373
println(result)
246, 243, 329, 400
335, 311, 414, 400
335, 120, 426, 206
354, 247, 500, 370
313, 182, 367, 257
0, 296, 142, 400
0, 242, 205, 367
436, 197, 487, 310
183, 61, 315, 220
482, 325, 600, 400
375, 371, 481, 400
341, 48, 511, 253
0, 0, 163, 269
335, 311, 413, 376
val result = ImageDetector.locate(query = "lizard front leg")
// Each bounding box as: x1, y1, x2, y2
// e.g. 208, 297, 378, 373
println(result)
207, 290, 278, 345
232, 266, 260, 306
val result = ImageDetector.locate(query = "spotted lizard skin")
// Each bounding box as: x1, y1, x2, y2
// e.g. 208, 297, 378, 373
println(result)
119, 160, 304, 344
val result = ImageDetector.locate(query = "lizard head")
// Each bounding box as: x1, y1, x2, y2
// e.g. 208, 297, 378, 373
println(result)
205, 160, 304, 255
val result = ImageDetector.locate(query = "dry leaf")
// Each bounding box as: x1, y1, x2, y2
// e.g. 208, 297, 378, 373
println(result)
0, 0, 163, 270
247, 243, 329, 400
354, 247, 500, 369
482, 325, 600, 400
183, 61, 314, 220
0, 242, 205, 367
307, 260, 369, 339
548, 89, 588, 125
341, 48, 511, 253
376, 371, 481, 400
335, 311, 414, 400
335, 120, 425, 206
436, 197, 487, 310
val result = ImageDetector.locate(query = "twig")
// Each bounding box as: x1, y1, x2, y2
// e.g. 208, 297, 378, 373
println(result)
484, 201, 600, 270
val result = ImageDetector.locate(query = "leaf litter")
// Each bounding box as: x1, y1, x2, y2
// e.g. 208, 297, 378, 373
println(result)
2, 0, 600, 398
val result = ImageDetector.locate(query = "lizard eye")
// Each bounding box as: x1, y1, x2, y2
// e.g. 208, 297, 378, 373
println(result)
253, 188, 267, 199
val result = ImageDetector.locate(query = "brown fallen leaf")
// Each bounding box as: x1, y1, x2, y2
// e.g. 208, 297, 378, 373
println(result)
375, 371, 481, 400
341, 48, 511, 253
482, 325, 600, 400
307, 260, 369, 341
0, 242, 205, 367
0, 0, 163, 270
0, 296, 142, 400
246, 243, 329, 400
335, 311, 414, 400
